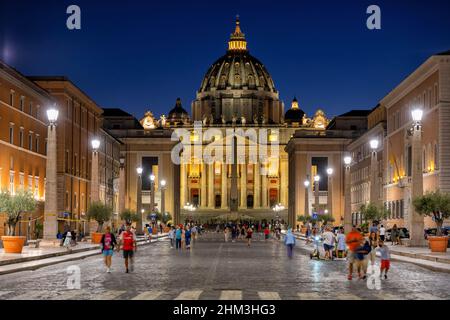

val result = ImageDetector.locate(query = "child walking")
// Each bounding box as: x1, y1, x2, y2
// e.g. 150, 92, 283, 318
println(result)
377, 240, 391, 279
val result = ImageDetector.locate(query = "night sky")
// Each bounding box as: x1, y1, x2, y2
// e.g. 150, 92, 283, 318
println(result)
1, 0, 450, 119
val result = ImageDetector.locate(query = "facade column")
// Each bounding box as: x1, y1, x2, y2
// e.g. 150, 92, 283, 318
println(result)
200, 163, 207, 208
280, 157, 288, 206
118, 158, 126, 216
327, 173, 333, 216
304, 178, 310, 216
239, 162, 247, 209
221, 163, 228, 209
261, 164, 268, 208
180, 163, 186, 206
136, 174, 143, 233
409, 119, 425, 246
344, 162, 352, 233
208, 163, 215, 209
89, 148, 100, 234
370, 149, 378, 205
314, 177, 320, 214
43, 122, 58, 239
253, 163, 260, 208
230, 137, 239, 212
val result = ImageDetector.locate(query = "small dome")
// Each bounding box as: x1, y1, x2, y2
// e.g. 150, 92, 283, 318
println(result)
168, 98, 189, 124
284, 97, 305, 124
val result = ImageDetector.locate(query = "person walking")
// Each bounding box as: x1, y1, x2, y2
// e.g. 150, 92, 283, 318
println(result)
175, 225, 182, 250
264, 226, 270, 241
354, 239, 371, 280
345, 225, 364, 280
117, 224, 137, 273
168, 226, 175, 248
284, 228, 296, 258
379, 224, 386, 242
377, 240, 391, 279
100, 226, 117, 273
322, 227, 336, 260
336, 227, 346, 258
185, 226, 192, 250
224, 226, 230, 242
368, 232, 378, 267
391, 224, 399, 246
246, 227, 253, 247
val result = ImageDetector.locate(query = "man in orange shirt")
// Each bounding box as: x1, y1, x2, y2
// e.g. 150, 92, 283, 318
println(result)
345, 226, 364, 280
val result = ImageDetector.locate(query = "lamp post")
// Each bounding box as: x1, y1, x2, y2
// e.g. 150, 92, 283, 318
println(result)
43, 106, 59, 240
326, 167, 333, 217
314, 175, 320, 215
370, 139, 379, 206
409, 108, 425, 246
304, 178, 310, 217
118, 156, 125, 218
136, 167, 143, 233
150, 174, 155, 230
344, 156, 352, 233
160, 179, 166, 224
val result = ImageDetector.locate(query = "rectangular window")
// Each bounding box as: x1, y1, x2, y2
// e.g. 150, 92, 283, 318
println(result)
20, 96, 25, 111
28, 175, 33, 191
65, 151, 69, 173
34, 177, 39, 198
19, 130, 23, 147
10, 172, 15, 194
29, 101, 33, 114
19, 173, 24, 188
29, 133, 33, 151
9, 91, 14, 106
35, 136, 40, 153
9, 126, 14, 144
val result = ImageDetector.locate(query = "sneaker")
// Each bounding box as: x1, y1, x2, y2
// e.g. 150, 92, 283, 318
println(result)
384, 274, 388, 279
347, 275, 352, 280
106, 268, 111, 273
362, 275, 367, 280
125, 268, 129, 273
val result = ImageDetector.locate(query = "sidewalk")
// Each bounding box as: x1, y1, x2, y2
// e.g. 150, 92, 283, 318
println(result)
0, 233, 168, 275
291, 231, 450, 274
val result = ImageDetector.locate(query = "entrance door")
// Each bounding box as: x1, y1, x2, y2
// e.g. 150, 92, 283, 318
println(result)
247, 194, 254, 208
269, 189, 278, 207
191, 189, 199, 207
215, 194, 221, 208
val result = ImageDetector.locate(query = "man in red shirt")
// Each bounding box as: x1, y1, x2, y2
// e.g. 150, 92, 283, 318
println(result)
345, 225, 364, 280
117, 224, 137, 273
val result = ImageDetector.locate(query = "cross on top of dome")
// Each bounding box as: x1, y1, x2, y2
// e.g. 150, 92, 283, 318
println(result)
228, 15, 247, 52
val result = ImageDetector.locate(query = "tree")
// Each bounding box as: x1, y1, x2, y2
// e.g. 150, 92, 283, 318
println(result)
413, 190, 450, 237
359, 203, 389, 224
34, 222, 43, 239
319, 214, 335, 226
161, 212, 172, 224
297, 215, 307, 223
120, 209, 140, 225
0, 189, 36, 236
86, 201, 112, 232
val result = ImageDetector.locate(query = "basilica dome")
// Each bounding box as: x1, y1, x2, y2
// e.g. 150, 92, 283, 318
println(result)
284, 97, 305, 124
192, 17, 284, 125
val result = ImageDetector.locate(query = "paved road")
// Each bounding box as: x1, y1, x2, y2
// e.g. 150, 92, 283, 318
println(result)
0, 233, 449, 300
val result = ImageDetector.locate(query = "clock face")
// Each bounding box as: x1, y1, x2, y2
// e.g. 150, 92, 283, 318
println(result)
143, 117, 155, 129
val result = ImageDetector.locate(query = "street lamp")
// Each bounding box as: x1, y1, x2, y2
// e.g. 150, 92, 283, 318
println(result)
160, 179, 167, 224
326, 168, 333, 216
303, 178, 310, 217
409, 108, 425, 245
313, 175, 320, 216
343, 155, 352, 233
304, 180, 310, 187
43, 105, 59, 239
91, 139, 100, 152
136, 167, 143, 233
314, 175, 320, 182
149, 174, 156, 229
370, 139, 379, 151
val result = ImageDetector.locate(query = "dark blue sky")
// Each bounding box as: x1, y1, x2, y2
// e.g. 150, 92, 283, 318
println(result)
1, 0, 450, 119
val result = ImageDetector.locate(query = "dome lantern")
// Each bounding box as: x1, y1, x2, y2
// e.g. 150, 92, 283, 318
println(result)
228, 15, 247, 52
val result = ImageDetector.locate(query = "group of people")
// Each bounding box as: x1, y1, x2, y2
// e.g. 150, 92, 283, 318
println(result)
57, 228, 85, 250
167, 224, 201, 250
345, 225, 391, 281
99, 224, 137, 273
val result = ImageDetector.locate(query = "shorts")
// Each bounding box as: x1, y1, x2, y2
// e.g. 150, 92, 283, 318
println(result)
381, 259, 390, 270
347, 251, 356, 263
102, 249, 113, 256
123, 250, 134, 259
380, 235, 385, 241
323, 244, 334, 251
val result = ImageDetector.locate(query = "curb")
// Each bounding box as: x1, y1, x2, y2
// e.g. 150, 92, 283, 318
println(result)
0, 235, 167, 276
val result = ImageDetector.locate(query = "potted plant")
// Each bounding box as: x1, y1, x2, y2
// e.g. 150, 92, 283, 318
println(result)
86, 201, 112, 244
120, 209, 140, 226
413, 190, 450, 252
297, 216, 308, 234
318, 214, 335, 228
0, 189, 36, 253
162, 212, 172, 232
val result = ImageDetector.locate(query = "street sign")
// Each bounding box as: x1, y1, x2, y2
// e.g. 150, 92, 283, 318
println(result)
312, 213, 318, 220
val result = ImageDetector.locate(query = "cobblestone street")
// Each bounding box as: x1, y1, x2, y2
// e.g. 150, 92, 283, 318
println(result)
0, 233, 449, 300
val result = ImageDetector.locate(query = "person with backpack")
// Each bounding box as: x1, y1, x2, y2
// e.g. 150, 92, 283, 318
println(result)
284, 228, 296, 258
168, 226, 175, 248
175, 225, 182, 250
100, 226, 117, 273
117, 224, 137, 273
